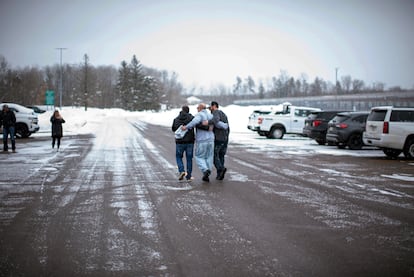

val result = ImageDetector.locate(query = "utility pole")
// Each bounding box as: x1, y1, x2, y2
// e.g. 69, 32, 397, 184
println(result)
56, 48, 67, 109
335, 67, 339, 94
335, 67, 339, 85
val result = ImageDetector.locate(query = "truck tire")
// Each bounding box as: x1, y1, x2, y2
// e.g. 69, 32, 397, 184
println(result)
403, 138, 414, 159
268, 126, 285, 139
347, 133, 363, 150
15, 123, 31, 138
316, 139, 326, 145
382, 148, 402, 158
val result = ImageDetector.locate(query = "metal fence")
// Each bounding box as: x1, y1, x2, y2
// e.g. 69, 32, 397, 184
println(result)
234, 91, 414, 111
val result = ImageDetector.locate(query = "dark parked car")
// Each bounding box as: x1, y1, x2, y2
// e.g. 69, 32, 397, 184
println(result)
326, 111, 369, 150
303, 110, 347, 145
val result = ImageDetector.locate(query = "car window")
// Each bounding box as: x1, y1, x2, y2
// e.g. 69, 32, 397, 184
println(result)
253, 110, 271, 115
331, 115, 348, 123
321, 112, 334, 119
295, 109, 314, 117
367, 110, 387, 121
304, 110, 315, 117
353, 115, 368, 123
390, 110, 414, 122
307, 112, 319, 119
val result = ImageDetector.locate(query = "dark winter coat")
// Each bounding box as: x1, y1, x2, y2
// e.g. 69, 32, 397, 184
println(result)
51, 116, 65, 138
211, 109, 229, 142
172, 111, 195, 144
0, 110, 16, 128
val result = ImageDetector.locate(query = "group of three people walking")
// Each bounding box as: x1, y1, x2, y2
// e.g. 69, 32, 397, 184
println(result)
172, 101, 229, 182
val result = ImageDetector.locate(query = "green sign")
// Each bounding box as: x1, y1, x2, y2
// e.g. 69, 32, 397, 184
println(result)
45, 90, 55, 105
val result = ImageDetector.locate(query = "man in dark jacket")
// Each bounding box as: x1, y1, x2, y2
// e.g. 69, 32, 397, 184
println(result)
172, 105, 195, 181
210, 101, 230, 180
0, 104, 17, 152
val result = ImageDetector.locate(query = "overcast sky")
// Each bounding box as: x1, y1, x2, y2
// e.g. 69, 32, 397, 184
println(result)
1, 0, 413, 89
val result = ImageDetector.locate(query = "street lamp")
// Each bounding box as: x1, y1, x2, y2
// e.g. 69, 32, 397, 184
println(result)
335, 67, 340, 94
56, 48, 67, 108
335, 67, 339, 85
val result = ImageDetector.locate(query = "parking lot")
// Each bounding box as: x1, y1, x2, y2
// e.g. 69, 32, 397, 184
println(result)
0, 115, 413, 276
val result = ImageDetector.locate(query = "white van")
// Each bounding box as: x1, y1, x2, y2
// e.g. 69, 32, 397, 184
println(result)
0, 103, 40, 138
363, 106, 414, 159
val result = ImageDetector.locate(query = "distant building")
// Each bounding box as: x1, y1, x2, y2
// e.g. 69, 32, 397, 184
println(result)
234, 91, 414, 111
186, 96, 202, 105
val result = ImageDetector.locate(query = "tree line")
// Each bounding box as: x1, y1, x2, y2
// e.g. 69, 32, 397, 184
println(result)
228, 71, 406, 99
0, 54, 409, 110
0, 54, 185, 111
196, 71, 408, 106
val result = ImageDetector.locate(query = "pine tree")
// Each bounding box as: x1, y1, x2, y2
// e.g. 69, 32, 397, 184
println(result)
116, 61, 130, 109
129, 55, 144, 110
142, 76, 161, 110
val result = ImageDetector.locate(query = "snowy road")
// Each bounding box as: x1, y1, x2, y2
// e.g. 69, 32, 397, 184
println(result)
0, 115, 413, 276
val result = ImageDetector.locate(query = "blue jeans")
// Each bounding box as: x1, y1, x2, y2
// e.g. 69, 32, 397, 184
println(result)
195, 141, 214, 174
214, 140, 228, 176
175, 143, 194, 179
3, 126, 15, 151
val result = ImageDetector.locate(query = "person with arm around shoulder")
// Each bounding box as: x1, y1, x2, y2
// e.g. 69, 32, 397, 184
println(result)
172, 105, 195, 181
210, 101, 230, 180
182, 103, 215, 182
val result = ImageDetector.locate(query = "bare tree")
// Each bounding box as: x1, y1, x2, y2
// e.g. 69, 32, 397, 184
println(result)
245, 76, 256, 94
341, 75, 352, 94
81, 54, 90, 111
352, 79, 365, 93
232, 76, 242, 95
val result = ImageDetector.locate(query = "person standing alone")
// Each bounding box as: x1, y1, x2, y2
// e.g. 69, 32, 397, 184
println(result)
51, 110, 65, 150
0, 104, 16, 152
210, 101, 230, 180
172, 105, 195, 181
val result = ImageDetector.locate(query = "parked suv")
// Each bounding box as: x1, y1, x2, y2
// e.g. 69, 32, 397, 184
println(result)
303, 110, 347, 145
363, 106, 414, 159
0, 103, 40, 138
326, 111, 369, 150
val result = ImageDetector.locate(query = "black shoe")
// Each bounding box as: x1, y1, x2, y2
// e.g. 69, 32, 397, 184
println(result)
216, 170, 221, 180
218, 168, 227, 180
202, 170, 210, 182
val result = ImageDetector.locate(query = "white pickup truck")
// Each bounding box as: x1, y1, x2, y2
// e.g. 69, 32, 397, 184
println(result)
257, 103, 321, 139
0, 103, 40, 138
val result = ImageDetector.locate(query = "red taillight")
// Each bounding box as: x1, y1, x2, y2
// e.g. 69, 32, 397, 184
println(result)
313, 120, 322, 127
383, 121, 389, 134
336, 123, 348, 129
258, 117, 263, 125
